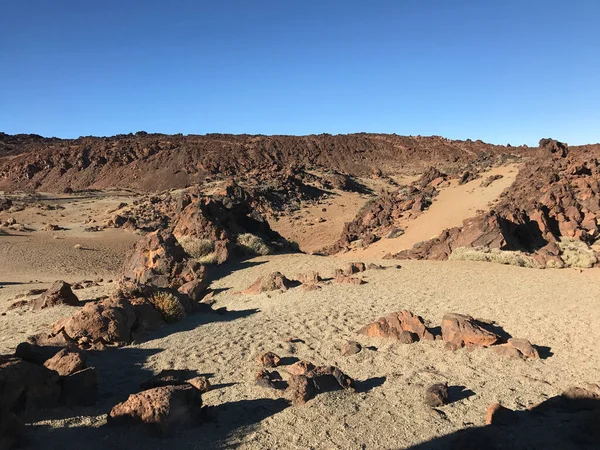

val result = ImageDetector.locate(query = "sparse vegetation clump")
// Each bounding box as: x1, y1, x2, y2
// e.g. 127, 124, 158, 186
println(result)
149, 291, 186, 323
177, 236, 214, 258
236, 233, 272, 256
558, 238, 598, 268
449, 247, 542, 268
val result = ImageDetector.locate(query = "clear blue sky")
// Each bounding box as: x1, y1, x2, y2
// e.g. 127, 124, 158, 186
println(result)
1, 1, 598, 145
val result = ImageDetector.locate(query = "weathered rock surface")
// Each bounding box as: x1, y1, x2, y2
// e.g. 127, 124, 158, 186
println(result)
256, 352, 281, 368
358, 310, 433, 342
492, 338, 539, 360
425, 383, 449, 407
43, 348, 86, 377
31, 281, 79, 311
53, 297, 136, 348
286, 375, 316, 405
441, 313, 500, 350
109, 384, 203, 435
340, 341, 362, 356
242, 272, 293, 295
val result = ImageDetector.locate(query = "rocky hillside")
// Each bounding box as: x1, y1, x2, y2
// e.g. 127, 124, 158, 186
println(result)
390, 140, 600, 267
0, 132, 525, 192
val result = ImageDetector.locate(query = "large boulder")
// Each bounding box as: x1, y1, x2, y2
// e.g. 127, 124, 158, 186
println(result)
120, 230, 189, 289
0, 356, 61, 413
53, 297, 136, 349
109, 384, 203, 435
358, 310, 434, 342
31, 281, 79, 311
43, 348, 86, 377
441, 313, 500, 350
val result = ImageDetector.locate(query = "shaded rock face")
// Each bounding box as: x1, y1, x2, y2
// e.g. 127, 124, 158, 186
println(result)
60, 367, 98, 407
31, 281, 79, 311
441, 313, 500, 350
0, 356, 61, 413
242, 272, 293, 295
391, 141, 600, 267
108, 384, 203, 435
425, 383, 449, 407
358, 310, 434, 343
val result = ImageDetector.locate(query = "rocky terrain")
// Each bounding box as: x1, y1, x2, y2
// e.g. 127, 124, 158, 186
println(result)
1, 133, 599, 449
0, 132, 526, 192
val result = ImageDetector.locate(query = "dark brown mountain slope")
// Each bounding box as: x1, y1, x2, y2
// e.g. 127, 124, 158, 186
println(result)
0, 132, 525, 192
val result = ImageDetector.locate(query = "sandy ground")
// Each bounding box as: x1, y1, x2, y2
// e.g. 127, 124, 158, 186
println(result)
2, 170, 599, 449
343, 165, 520, 259
1, 253, 599, 449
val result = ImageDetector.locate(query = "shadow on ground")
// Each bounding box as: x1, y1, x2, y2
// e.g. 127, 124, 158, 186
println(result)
407, 396, 600, 450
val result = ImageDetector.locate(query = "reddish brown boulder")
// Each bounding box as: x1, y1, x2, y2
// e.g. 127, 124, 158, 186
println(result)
242, 272, 292, 295
186, 376, 210, 393
309, 366, 355, 392
0, 356, 61, 412
286, 361, 315, 376
43, 348, 86, 376
109, 384, 203, 435
31, 281, 79, 311
121, 230, 206, 293
425, 383, 449, 407
344, 262, 366, 276
256, 352, 281, 368
358, 310, 433, 342
297, 271, 322, 285
54, 297, 137, 348
286, 375, 316, 405
493, 338, 539, 360
441, 313, 500, 350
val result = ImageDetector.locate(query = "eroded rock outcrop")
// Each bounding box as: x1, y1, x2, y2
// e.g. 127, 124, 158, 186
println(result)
31, 281, 79, 311
358, 310, 434, 343
441, 313, 500, 350
109, 384, 203, 435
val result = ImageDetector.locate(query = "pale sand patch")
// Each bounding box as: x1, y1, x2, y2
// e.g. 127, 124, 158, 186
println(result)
4, 254, 598, 449
343, 164, 520, 259
268, 190, 370, 253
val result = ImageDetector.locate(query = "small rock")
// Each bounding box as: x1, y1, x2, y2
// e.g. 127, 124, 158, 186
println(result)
425, 383, 449, 407
256, 351, 281, 368
340, 341, 362, 356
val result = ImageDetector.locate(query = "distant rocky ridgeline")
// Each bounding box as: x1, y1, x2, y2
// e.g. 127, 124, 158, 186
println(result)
0, 132, 524, 192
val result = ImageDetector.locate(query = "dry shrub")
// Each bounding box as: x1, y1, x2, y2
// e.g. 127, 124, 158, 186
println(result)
236, 233, 272, 256
177, 236, 214, 258
449, 247, 542, 268
558, 238, 598, 268
150, 291, 185, 323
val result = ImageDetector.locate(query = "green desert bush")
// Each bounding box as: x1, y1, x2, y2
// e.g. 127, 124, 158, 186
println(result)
558, 238, 598, 268
236, 233, 272, 256
149, 291, 185, 323
449, 246, 542, 268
